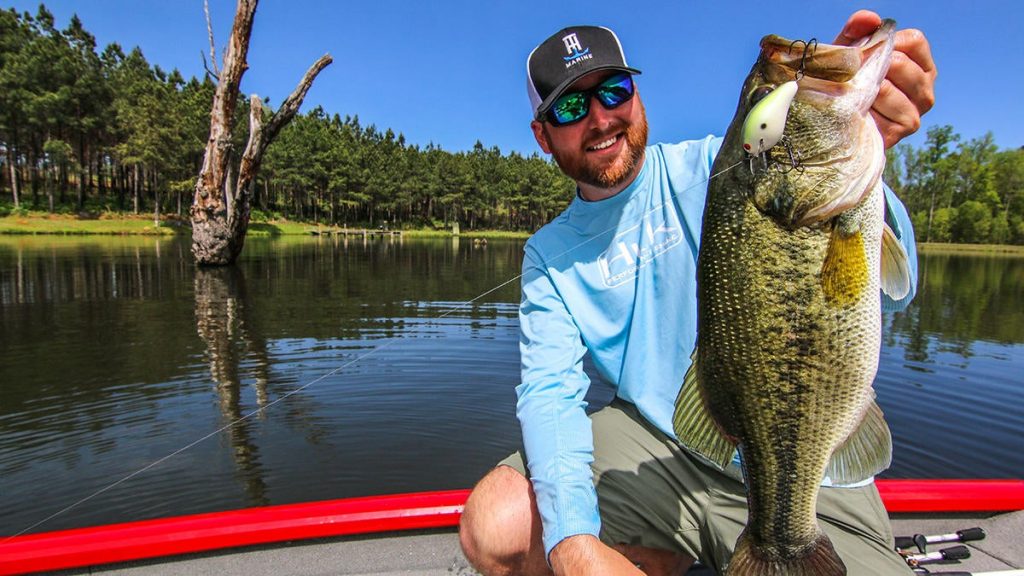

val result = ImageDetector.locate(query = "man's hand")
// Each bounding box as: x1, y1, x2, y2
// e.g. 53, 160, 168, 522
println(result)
834, 10, 937, 149
550, 535, 644, 575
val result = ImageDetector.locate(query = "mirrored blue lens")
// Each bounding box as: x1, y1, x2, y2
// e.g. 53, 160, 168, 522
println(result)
595, 74, 634, 108
549, 92, 589, 126
546, 73, 634, 127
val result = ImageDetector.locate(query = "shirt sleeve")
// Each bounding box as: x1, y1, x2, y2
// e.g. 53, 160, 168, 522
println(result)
881, 184, 919, 312
516, 243, 600, 559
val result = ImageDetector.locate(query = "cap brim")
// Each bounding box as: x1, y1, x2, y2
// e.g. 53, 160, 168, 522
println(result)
534, 66, 642, 121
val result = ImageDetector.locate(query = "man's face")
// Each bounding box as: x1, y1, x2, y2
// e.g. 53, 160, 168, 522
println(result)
532, 71, 648, 196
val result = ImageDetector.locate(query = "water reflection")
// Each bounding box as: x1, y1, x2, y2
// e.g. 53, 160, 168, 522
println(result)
0, 238, 1020, 535
877, 252, 1024, 479
0, 237, 191, 305
888, 252, 1024, 359
193, 266, 269, 507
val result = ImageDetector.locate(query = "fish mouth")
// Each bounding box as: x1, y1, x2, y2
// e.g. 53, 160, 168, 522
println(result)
752, 20, 894, 226
759, 20, 895, 84
759, 20, 896, 113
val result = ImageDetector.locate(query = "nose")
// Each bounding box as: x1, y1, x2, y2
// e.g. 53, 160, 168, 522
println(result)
585, 93, 615, 129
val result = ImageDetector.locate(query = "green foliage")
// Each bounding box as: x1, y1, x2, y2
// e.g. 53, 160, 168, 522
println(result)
952, 201, 991, 243
257, 110, 573, 230
887, 126, 1023, 245
0, 5, 572, 231
3, 7, 1018, 240
990, 212, 1010, 244
913, 207, 953, 243
249, 209, 282, 223
0, 200, 28, 217
1011, 214, 1024, 245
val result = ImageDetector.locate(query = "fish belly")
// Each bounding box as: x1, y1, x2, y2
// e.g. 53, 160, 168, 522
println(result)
697, 184, 884, 574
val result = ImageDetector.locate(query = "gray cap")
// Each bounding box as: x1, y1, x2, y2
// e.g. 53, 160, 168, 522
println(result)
526, 25, 641, 121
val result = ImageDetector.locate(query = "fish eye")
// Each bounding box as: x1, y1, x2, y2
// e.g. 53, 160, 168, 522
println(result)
749, 85, 775, 106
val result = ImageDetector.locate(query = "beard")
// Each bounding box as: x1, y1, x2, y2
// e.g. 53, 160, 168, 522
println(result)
547, 100, 649, 192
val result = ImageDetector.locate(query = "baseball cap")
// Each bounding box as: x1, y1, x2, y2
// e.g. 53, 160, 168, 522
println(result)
527, 25, 641, 121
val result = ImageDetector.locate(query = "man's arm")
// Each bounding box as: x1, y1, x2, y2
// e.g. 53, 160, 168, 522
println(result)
517, 244, 606, 566
550, 535, 644, 575
835, 10, 937, 149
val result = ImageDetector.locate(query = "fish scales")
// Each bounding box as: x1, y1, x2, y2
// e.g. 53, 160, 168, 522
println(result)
674, 19, 908, 576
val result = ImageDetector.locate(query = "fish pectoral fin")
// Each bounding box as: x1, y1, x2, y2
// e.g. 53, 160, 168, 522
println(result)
673, 349, 736, 469
825, 398, 893, 485
820, 224, 869, 306
880, 223, 911, 300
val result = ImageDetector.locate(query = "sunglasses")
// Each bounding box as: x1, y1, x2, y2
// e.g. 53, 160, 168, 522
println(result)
544, 73, 635, 127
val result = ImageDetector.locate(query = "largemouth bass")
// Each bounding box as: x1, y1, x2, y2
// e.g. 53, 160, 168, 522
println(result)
673, 20, 910, 576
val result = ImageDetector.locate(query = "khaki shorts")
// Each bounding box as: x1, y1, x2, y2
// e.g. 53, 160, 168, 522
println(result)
501, 400, 911, 575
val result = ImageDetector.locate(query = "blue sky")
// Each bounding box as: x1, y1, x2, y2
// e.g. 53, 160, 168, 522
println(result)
7, 1, 1022, 155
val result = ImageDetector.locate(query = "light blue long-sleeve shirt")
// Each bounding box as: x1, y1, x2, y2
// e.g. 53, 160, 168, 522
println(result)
516, 136, 918, 557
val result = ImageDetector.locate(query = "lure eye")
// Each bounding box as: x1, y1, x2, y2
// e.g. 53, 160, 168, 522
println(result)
749, 86, 774, 106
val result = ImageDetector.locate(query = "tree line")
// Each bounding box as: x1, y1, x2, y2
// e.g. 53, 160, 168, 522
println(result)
1, 6, 1021, 241
885, 126, 1024, 245
0, 5, 574, 232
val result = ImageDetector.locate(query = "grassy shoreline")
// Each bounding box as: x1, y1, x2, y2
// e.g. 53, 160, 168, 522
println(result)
2, 213, 1021, 252
917, 242, 1024, 255
0, 212, 532, 239
0, 212, 182, 235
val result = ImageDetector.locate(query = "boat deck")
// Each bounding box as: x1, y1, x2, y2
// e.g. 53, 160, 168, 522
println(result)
48, 511, 1022, 576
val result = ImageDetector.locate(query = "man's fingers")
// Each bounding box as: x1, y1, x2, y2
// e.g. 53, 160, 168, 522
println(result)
890, 28, 937, 116
831, 12, 936, 149
893, 28, 937, 76
872, 112, 899, 150
886, 49, 936, 116
871, 81, 921, 149
875, 27, 936, 148
833, 10, 882, 46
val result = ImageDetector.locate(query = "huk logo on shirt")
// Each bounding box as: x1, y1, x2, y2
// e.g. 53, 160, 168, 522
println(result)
561, 33, 592, 68
598, 217, 682, 287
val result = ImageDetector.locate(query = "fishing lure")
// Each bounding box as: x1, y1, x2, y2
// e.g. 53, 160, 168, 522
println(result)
741, 38, 817, 170
741, 79, 798, 158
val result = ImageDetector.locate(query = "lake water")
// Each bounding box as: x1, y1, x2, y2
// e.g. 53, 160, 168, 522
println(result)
0, 235, 1021, 536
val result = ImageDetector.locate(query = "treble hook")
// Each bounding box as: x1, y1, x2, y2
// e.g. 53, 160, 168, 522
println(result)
741, 38, 818, 171
770, 135, 805, 175
787, 38, 818, 81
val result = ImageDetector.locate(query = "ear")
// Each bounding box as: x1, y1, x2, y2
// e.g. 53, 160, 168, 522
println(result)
531, 120, 552, 154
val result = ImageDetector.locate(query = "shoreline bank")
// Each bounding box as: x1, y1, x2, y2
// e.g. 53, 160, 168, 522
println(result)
2, 213, 1021, 252
0, 213, 531, 240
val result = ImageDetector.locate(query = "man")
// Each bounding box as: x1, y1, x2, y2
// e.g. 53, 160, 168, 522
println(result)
460, 10, 936, 576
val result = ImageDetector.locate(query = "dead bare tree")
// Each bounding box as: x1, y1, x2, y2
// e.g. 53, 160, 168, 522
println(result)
191, 0, 332, 266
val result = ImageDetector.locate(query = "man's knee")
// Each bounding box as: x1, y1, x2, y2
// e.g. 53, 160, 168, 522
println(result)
459, 465, 547, 575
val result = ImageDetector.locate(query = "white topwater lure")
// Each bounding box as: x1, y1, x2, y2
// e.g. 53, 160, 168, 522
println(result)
741, 79, 799, 157
741, 38, 817, 170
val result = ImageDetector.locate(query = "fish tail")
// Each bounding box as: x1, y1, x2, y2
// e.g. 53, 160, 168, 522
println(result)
726, 530, 846, 576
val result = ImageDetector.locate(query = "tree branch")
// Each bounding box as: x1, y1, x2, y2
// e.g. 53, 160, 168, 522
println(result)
229, 53, 331, 231
201, 50, 220, 82
204, 0, 220, 79
264, 54, 334, 142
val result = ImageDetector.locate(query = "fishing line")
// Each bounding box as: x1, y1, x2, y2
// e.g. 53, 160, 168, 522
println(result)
4, 157, 743, 542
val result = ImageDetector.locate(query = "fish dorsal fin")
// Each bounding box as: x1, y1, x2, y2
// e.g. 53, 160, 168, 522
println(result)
825, 398, 892, 485
673, 349, 736, 469
880, 223, 911, 300
821, 224, 869, 306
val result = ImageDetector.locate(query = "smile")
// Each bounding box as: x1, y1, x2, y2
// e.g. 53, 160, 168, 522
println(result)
587, 135, 620, 152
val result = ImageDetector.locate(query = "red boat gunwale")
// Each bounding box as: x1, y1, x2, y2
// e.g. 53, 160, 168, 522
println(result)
2, 480, 1022, 575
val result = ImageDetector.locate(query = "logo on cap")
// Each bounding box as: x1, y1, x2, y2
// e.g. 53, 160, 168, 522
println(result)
561, 32, 592, 68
